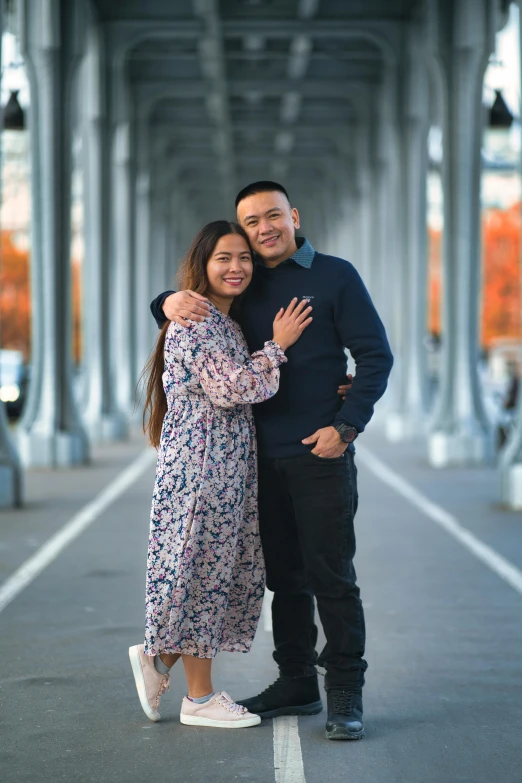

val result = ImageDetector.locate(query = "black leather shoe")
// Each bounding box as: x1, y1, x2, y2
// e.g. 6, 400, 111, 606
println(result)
325, 688, 364, 740
237, 674, 323, 719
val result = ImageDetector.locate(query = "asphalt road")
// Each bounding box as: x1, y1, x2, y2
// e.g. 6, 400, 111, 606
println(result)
1, 429, 521, 783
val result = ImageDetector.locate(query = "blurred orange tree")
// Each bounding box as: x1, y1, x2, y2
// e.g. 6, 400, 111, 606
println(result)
428, 202, 521, 347
0, 230, 31, 361
0, 229, 83, 363
481, 203, 521, 345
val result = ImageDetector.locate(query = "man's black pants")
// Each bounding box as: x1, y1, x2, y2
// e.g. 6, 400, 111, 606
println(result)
257, 450, 367, 690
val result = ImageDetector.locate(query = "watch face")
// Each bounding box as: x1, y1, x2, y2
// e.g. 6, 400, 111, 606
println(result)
335, 424, 352, 442
343, 426, 356, 443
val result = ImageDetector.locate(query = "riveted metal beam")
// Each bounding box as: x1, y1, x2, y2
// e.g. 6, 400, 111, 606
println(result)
271, 0, 320, 177
134, 79, 368, 101
192, 0, 236, 207
150, 121, 356, 135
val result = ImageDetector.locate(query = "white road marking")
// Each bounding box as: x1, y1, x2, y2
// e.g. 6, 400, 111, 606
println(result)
263, 587, 274, 631
357, 445, 522, 597
266, 594, 307, 781
0, 449, 156, 614
273, 716, 306, 783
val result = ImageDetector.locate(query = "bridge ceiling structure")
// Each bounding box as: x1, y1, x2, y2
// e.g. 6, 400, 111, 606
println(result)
95, 0, 396, 221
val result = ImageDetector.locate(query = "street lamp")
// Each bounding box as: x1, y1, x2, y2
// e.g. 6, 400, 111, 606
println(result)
2, 88, 24, 130
485, 89, 515, 163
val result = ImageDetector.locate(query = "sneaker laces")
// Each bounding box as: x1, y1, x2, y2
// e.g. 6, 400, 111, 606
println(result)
216, 692, 248, 716
154, 676, 170, 709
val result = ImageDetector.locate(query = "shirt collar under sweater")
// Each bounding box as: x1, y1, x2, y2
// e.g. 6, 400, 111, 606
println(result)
254, 237, 315, 270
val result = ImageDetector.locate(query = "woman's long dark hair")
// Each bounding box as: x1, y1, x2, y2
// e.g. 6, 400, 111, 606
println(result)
142, 220, 253, 448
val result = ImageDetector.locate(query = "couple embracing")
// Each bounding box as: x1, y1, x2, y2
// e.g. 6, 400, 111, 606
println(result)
128, 181, 393, 741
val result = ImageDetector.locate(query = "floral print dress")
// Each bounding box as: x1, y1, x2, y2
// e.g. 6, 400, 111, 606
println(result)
144, 304, 286, 658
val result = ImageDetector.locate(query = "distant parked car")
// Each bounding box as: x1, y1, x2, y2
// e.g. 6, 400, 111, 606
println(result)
0, 349, 27, 420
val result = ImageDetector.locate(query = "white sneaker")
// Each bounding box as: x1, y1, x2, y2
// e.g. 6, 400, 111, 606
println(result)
129, 644, 170, 722
180, 691, 261, 729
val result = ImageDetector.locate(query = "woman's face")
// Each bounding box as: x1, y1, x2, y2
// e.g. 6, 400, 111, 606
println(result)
206, 233, 253, 300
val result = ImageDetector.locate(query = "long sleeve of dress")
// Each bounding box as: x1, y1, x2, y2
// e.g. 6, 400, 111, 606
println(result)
165, 318, 287, 408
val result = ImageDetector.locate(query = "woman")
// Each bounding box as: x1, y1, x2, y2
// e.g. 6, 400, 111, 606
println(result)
129, 220, 312, 729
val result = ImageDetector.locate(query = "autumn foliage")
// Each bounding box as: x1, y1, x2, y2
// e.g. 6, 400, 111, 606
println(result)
0, 230, 31, 361
0, 230, 83, 363
428, 203, 521, 346
481, 203, 521, 346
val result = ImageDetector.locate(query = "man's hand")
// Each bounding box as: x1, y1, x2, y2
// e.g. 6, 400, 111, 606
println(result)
337, 373, 353, 401
302, 426, 348, 458
163, 291, 211, 326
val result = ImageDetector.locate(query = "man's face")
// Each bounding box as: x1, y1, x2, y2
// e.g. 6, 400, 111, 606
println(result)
236, 191, 300, 266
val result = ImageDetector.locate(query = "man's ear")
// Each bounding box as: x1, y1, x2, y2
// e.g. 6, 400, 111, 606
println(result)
291, 207, 300, 230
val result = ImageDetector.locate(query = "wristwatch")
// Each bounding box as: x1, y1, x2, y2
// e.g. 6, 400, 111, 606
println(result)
334, 423, 358, 444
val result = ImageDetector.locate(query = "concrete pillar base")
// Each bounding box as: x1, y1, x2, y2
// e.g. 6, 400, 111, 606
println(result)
0, 464, 22, 507
428, 430, 494, 468
17, 430, 89, 468
85, 414, 129, 444
385, 412, 426, 442
500, 464, 522, 510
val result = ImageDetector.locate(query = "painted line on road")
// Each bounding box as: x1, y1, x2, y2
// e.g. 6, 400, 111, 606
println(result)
357, 445, 522, 597
266, 599, 306, 781
263, 588, 274, 631
273, 716, 306, 783
0, 448, 156, 614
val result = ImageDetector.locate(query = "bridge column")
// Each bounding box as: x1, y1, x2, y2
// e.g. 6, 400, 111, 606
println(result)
140, 163, 175, 362
336, 188, 357, 262
110, 120, 135, 429
134, 170, 152, 381
352, 123, 373, 290
17, 0, 89, 467
499, 0, 522, 508
82, 28, 126, 442
164, 182, 183, 289
151, 168, 175, 290
368, 156, 386, 315
327, 140, 359, 264
134, 108, 159, 384
427, 0, 496, 467
316, 185, 340, 257
374, 75, 403, 421
148, 192, 168, 348
386, 21, 431, 441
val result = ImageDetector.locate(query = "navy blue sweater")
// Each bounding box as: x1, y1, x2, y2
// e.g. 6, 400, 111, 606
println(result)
151, 239, 393, 459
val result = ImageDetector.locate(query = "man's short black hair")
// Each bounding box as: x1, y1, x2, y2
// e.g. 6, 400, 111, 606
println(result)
235, 180, 290, 209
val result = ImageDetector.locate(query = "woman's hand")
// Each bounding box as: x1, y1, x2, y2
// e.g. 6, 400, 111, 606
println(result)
272, 298, 313, 352
338, 374, 353, 401
163, 291, 211, 326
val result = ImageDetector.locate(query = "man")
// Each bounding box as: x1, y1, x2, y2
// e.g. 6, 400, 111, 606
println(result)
150, 181, 393, 740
